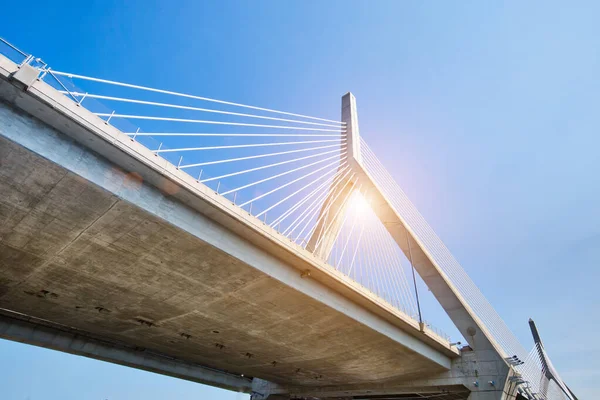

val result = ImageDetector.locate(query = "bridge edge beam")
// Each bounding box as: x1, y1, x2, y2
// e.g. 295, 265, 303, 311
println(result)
0, 310, 256, 394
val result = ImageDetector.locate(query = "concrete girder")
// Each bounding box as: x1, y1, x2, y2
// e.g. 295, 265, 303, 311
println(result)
280, 346, 514, 399
0, 310, 255, 393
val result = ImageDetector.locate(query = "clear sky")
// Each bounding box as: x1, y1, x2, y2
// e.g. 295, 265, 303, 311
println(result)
1, 1, 599, 398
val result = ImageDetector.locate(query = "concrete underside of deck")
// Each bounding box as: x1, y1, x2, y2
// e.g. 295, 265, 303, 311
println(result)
0, 102, 450, 389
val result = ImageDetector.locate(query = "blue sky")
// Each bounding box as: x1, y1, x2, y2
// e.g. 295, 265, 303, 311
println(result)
1, 1, 599, 398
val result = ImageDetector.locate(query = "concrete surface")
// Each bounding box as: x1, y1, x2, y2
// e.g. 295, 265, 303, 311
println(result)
0, 311, 254, 393
0, 79, 463, 398
0, 53, 456, 360
0, 120, 447, 387
301, 92, 514, 399
0, 52, 516, 399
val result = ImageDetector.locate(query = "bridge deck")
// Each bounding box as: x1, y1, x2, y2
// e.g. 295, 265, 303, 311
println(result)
0, 53, 457, 390
0, 113, 447, 386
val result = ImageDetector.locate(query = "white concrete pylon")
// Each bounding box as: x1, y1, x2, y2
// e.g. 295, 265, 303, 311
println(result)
306, 93, 362, 260
315, 92, 504, 356
307, 92, 514, 398
342, 92, 362, 168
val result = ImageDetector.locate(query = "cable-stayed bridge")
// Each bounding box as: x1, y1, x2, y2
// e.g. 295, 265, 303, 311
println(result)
0, 38, 576, 400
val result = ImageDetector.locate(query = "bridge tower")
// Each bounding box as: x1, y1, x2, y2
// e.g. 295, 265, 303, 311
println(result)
306, 92, 514, 400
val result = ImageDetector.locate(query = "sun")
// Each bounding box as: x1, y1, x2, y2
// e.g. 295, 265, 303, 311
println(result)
350, 190, 372, 217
